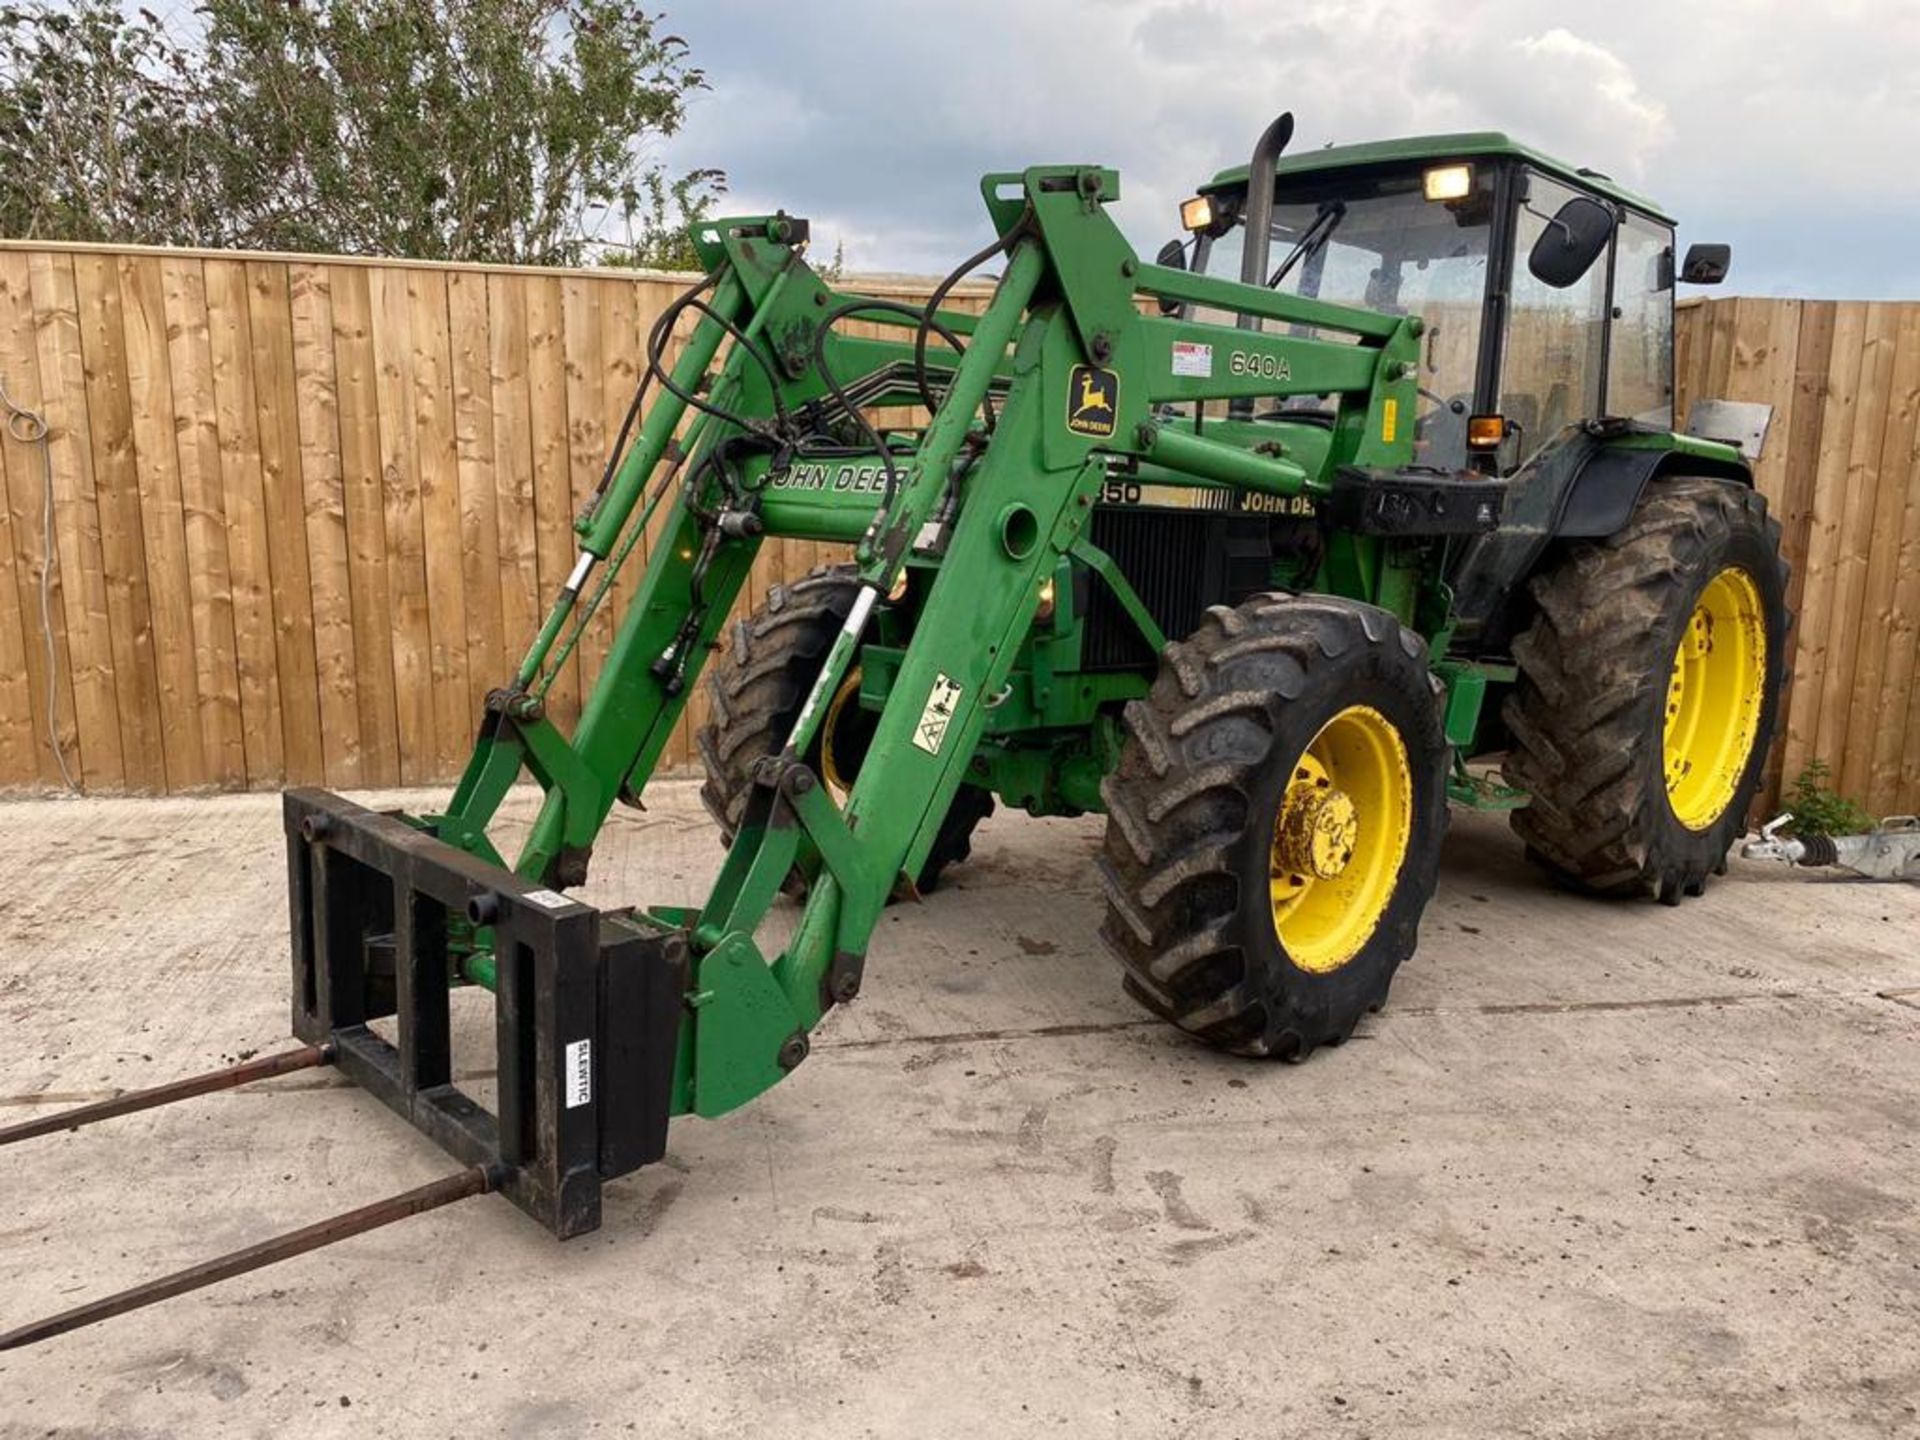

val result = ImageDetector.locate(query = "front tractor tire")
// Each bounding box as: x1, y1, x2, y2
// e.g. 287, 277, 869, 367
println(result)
697, 564, 992, 897
1099, 595, 1448, 1059
1503, 475, 1790, 903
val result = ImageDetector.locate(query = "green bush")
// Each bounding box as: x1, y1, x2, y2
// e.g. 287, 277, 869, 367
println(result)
1784, 760, 1873, 839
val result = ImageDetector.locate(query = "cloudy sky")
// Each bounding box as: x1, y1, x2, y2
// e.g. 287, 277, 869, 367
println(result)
657, 0, 1919, 298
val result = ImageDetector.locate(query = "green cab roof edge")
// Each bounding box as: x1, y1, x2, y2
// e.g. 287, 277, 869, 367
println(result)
1205, 131, 1674, 223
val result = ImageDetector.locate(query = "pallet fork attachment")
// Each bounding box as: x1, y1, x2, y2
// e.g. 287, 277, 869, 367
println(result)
1, 793, 685, 1350
286, 790, 685, 1237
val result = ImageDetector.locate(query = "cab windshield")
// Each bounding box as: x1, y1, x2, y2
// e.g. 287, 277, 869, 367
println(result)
1196, 167, 1494, 468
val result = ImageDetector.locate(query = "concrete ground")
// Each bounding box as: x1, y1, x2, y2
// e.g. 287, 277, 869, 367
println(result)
0, 783, 1916, 1440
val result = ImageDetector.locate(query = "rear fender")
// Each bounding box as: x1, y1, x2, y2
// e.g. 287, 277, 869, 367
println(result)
1558, 439, 1751, 539
1447, 426, 1752, 642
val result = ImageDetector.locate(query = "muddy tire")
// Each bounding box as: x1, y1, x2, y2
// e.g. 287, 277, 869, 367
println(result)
1098, 595, 1448, 1059
1503, 476, 1789, 903
697, 564, 992, 896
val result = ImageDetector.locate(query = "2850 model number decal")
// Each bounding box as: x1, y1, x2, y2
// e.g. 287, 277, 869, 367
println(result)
1098, 478, 1313, 516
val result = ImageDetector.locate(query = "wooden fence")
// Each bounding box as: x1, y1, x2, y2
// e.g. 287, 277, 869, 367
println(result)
0, 241, 912, 795
1675, 298, 1920, 819
0, 240, 1915, 817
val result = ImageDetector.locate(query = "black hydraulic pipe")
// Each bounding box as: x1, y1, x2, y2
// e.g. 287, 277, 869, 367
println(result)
0, 1044, 333, 1148
0, 1164, 500, 1350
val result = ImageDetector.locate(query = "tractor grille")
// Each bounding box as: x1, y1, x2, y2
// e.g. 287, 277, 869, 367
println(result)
1080, 507, 1276, 669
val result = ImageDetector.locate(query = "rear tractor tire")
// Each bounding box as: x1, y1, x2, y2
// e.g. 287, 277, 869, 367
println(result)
697, 564, 993, 897
1503, 476, 1789, 903
1099, 595, 1449, 1059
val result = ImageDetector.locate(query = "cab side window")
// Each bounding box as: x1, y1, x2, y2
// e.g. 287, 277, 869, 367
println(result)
1607, 213, 1675, 426
1500, 171, 1609, 459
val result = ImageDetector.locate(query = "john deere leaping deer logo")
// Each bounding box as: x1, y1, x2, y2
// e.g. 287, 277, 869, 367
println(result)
1066, 364, 1118, 437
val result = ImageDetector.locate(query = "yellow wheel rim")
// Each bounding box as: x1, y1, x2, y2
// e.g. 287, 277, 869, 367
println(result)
819, 666, 864, 801
1268, 704, 1413, 975
1663, 566, 1767, 831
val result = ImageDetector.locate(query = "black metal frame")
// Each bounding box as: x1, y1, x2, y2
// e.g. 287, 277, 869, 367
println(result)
284, 789, 684, 1238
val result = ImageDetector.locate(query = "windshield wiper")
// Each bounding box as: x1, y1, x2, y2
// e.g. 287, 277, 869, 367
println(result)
1267, 200, 1346, 290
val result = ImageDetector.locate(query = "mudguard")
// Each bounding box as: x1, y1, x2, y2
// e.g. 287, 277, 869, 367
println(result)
1448, 423, 1751, 643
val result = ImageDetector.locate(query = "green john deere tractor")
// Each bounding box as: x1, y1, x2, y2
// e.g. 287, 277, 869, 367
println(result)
298, 112, 1787, 1194
3, 115, 1790, 1341
698, 119, 1785, 1057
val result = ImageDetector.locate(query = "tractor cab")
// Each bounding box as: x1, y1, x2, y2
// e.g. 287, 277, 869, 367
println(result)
1168, 132, 1727, 473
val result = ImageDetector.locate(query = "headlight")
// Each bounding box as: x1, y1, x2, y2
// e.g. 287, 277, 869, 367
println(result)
1180, 195, 1215, 233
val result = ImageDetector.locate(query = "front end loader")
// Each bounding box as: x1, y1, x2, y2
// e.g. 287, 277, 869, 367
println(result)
2, 114, 1789, 1347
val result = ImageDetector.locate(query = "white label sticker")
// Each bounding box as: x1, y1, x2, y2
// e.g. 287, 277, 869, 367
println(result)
1171, 341, 1213, 378
565, 1038, 592, 1109
523, 888, 575, 911
912, 673, 964, 756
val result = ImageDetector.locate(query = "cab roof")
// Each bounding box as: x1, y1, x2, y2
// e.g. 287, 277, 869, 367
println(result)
1205, 131, 1673, 223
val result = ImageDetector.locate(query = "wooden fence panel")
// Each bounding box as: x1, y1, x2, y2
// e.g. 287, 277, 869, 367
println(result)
0, 253, 77, 788
1817, 306, 1899, 788
406, 269, 472, 779
118, 254, 208, 791
330, 266, 401, 788
246, 261, 327, 786
560, 275, 609, 700
30, 252, 126, 790
366, 265, 433, 786
525, 273, 579, 730
288, 263, 363, 790
449, 268, 505, 725
486, 272, 542, 695
0, 241, 1913, 820
159, 257, 247, 788
73, 253, 166, 789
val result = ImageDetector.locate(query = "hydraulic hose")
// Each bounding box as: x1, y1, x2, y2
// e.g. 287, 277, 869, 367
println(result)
912, 217, 1031, 425
810, 297, 979, 520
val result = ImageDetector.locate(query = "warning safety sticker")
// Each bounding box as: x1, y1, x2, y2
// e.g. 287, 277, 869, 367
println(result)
912, 673, 964, 755
1171, 341, 1213, 378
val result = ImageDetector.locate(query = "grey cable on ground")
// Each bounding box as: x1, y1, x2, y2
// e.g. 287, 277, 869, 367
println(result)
0, 376, 78, 792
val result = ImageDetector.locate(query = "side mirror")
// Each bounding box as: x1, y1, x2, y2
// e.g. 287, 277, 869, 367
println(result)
1526, 196, 1614, 289
1154, 238, 1187, 316
1680, 242, 1731, 285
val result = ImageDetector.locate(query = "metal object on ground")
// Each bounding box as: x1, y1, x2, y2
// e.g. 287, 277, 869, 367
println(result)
0, 1166, 496, 1351
0, 1044, 331, 1148
0, 1038, 503, 1349
1742, 813, 1920, 880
